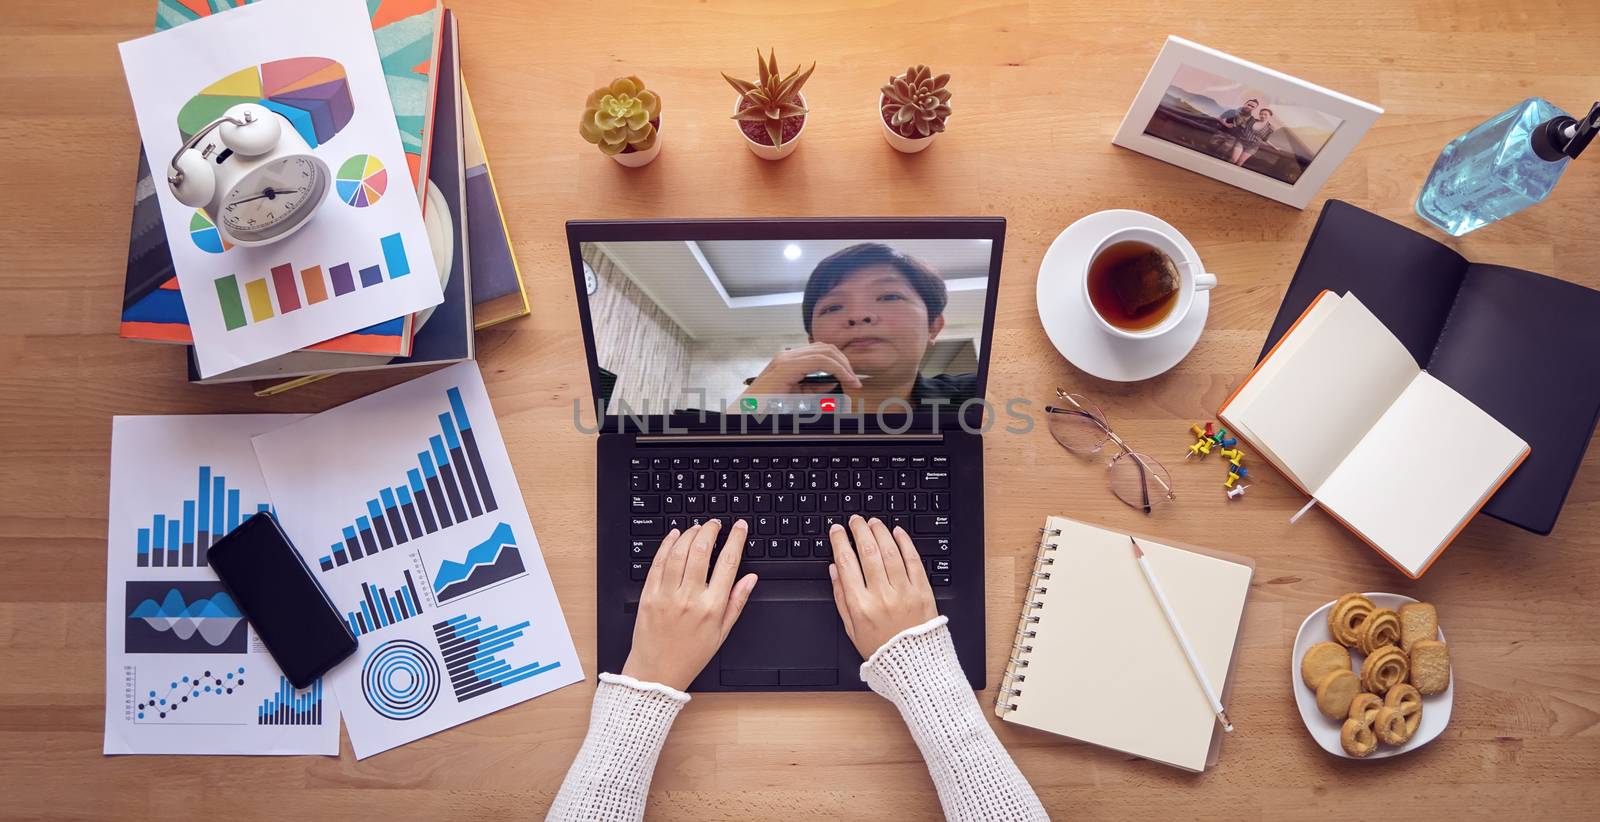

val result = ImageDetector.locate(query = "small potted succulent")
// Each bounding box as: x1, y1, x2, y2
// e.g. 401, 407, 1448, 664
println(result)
579, 76, 662, 167
723, 50, 814, 161
880, 65, 951, 153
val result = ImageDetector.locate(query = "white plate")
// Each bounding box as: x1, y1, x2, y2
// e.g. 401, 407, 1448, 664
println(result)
1034, 209, 1209, 382
1291, 593, 1453, 759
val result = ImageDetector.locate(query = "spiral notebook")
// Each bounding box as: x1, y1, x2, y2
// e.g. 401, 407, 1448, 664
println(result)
995, 516, 1254, 772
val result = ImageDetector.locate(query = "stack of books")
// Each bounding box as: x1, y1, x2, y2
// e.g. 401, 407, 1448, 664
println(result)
120, 1, 527, 395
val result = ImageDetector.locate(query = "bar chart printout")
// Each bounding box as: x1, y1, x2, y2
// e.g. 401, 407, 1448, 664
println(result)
345, 570, 426, 637
316, 386, 500, 572
432, 614, 562, 702
135, 465, 271, 567
258, 677, 324, 726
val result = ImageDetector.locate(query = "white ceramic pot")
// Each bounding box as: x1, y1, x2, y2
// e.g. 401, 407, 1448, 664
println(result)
879, 92, 939, 153
734, 93, 805, 160
610, 111, 662, 167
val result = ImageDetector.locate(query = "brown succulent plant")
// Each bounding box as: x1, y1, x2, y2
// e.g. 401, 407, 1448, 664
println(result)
881, 65, 952, 138
723, 49, 815, 148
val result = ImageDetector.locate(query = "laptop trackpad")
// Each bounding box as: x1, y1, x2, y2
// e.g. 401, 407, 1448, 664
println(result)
721, 602, 838, 670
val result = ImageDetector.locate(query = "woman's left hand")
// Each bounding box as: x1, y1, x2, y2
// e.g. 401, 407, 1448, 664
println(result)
621, 519, 759, 690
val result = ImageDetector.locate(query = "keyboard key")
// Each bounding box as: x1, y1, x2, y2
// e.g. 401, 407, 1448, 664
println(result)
763, 471, 782, 490
651, 457, 667, 469
914, 537, 952, 556
910, 455, 927, 468
779, 515, 797, 535
911, 492, 929, 511
810, 456, 827, 467
755, 515, 775, 535
930, 573, 951, 586
774, 493, 793, 512
783, 538, 805, 557
730, 493, 750, 512
767, 538, 787, 558
663, 494, 683, 513
796, 493, 817, 512
897, 470, 916, 489
930, 558, 952, 575
887, 492, 906, 511
630, 472, 649, 492
740, 471, 757, 490
629, 539, 655, 558
717, 471, 735, 490
870, 455, 885, 467
890, 515, 911, 532
890, 455, 910, 467
731, 457, 747, 468
665, 516, 687, 532
930, 455, 949, 466
631, 516, 664, 535
850, 456, 866, 467
707, 493, 726, 511
691, 457, 707, 469
864, 492, 883, 512
790, 456, 807, 468
670, 457, 688, 469
671, 471, 691, 491
785, 470, 804, 489
830, 456, 846, 466
822, 514, 845, 531
751, 457, 768, 469
812, 537, 829, 557
920, 470, 950, 489
820, 493, 840, 511
875, 470, 894, 489
801, 515, 821, 534
630, 457, 647, 469
711, 457, 727, 469
830, 470, 849, 490
840, 492, 859, 509
685, 494, 705, 513
931, 492, 950, 511
915, 514, 951, 533
630, 561, 650, 581
652, 473, 668, 491
852, 470, 871, 489
753, 493, 772, 513
744, 539, 764, 558
630, 495, 660, 513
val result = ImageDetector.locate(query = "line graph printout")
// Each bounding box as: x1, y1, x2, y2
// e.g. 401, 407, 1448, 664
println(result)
105, 415, 338, 755
255, 362, 583, 758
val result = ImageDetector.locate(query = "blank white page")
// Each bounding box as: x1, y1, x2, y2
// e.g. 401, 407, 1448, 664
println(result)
1222, 294, 1418, 491
1314, 372, 1528, 576
1003, 517, 1253, 772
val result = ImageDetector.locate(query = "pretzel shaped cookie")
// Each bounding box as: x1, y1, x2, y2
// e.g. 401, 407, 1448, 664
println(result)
1328, 593, 1376, 647
1340, 693, 1383, 757
1374, 683, 1423, 744
1356, 608, 1401, 655
1360, 645, 1409, 693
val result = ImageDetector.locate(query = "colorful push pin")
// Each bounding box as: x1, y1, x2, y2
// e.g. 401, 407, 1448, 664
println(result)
1219, 436, 1238, 449
1186, 437, 1213, 459
1189, 422, 1208, 439
1211, 426, 1228, 445
1220, 448, 1245, 467
1223, 471, 1240, 489
1204, 422, 1215, 437
1229, 465, 1250, 479
1227, 484, 1250, 500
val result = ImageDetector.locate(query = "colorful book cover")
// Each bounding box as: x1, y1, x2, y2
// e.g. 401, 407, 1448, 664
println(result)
462, 78, 530, 330
122, 0, 444, 354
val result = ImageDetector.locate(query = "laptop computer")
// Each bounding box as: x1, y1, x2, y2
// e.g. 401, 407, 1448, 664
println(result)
567, 217, 1005, 691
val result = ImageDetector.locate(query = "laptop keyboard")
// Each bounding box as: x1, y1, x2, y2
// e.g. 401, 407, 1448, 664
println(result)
626, 452, 954, 585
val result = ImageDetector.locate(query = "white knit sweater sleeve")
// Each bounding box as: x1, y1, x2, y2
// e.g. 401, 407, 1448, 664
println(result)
546, 672, 689, 822
861, 615, 1050, 821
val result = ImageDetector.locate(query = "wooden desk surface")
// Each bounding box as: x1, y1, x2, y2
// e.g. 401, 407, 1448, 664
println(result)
4, 0, 1598, 818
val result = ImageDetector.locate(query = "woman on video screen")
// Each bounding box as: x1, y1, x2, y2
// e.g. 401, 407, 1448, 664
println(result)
739, 243, 976, 413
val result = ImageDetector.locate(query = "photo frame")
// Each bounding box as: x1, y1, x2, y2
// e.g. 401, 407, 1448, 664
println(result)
1112, 36, 1382, 209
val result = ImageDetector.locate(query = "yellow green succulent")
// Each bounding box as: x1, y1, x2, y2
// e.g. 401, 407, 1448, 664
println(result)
580, 76, 660, 155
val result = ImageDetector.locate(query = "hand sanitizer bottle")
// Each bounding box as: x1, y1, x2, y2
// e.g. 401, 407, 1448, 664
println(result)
1415, 99, 1598, 236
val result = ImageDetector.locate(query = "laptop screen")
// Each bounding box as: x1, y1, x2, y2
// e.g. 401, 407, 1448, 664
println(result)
571, 222, 1002, 420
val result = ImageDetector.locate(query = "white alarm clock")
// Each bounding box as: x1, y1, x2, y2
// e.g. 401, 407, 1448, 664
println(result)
166, 102, 332, 247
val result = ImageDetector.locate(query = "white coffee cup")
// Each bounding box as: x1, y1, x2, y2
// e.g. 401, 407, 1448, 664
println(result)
1082, 225, 1217, 340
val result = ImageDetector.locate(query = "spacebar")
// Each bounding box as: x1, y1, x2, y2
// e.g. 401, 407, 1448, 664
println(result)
739, 561, 830, 580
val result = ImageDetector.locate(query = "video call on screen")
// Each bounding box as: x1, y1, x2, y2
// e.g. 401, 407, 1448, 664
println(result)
583, 238, 993, 416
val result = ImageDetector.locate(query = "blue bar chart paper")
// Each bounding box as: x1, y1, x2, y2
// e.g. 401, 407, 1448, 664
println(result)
252, 362, 584, 759
106, 415, 338, 755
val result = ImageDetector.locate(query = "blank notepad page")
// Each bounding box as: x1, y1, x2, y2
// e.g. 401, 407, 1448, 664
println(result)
1004, 517, 1253, 772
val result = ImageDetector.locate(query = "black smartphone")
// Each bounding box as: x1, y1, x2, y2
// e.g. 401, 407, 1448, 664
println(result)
207, 512, 357, 688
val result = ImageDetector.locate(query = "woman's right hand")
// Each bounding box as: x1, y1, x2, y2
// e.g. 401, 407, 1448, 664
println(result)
826, 514, 939, 659
743, 342, 864, 396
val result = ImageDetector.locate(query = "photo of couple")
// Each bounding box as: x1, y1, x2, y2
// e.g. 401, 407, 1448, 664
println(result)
1141, 63, 1345, 184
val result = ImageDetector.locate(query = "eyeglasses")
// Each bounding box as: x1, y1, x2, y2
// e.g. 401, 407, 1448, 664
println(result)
1043, 390, 1175, 513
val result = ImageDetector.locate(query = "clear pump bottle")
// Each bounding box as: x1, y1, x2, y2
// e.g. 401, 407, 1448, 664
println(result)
1415, 99, 1598, 236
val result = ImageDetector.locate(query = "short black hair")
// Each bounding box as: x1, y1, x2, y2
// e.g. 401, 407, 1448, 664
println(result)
1244, 98, 1259, 105
801, 243, 948, 336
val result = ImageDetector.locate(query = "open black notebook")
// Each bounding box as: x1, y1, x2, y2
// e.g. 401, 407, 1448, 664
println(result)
1260, 200, 1600, 536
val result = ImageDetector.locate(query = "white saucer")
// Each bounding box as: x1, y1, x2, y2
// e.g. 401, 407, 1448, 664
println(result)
1291, 593, 1453, 760
1035, 210, 1209, 382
